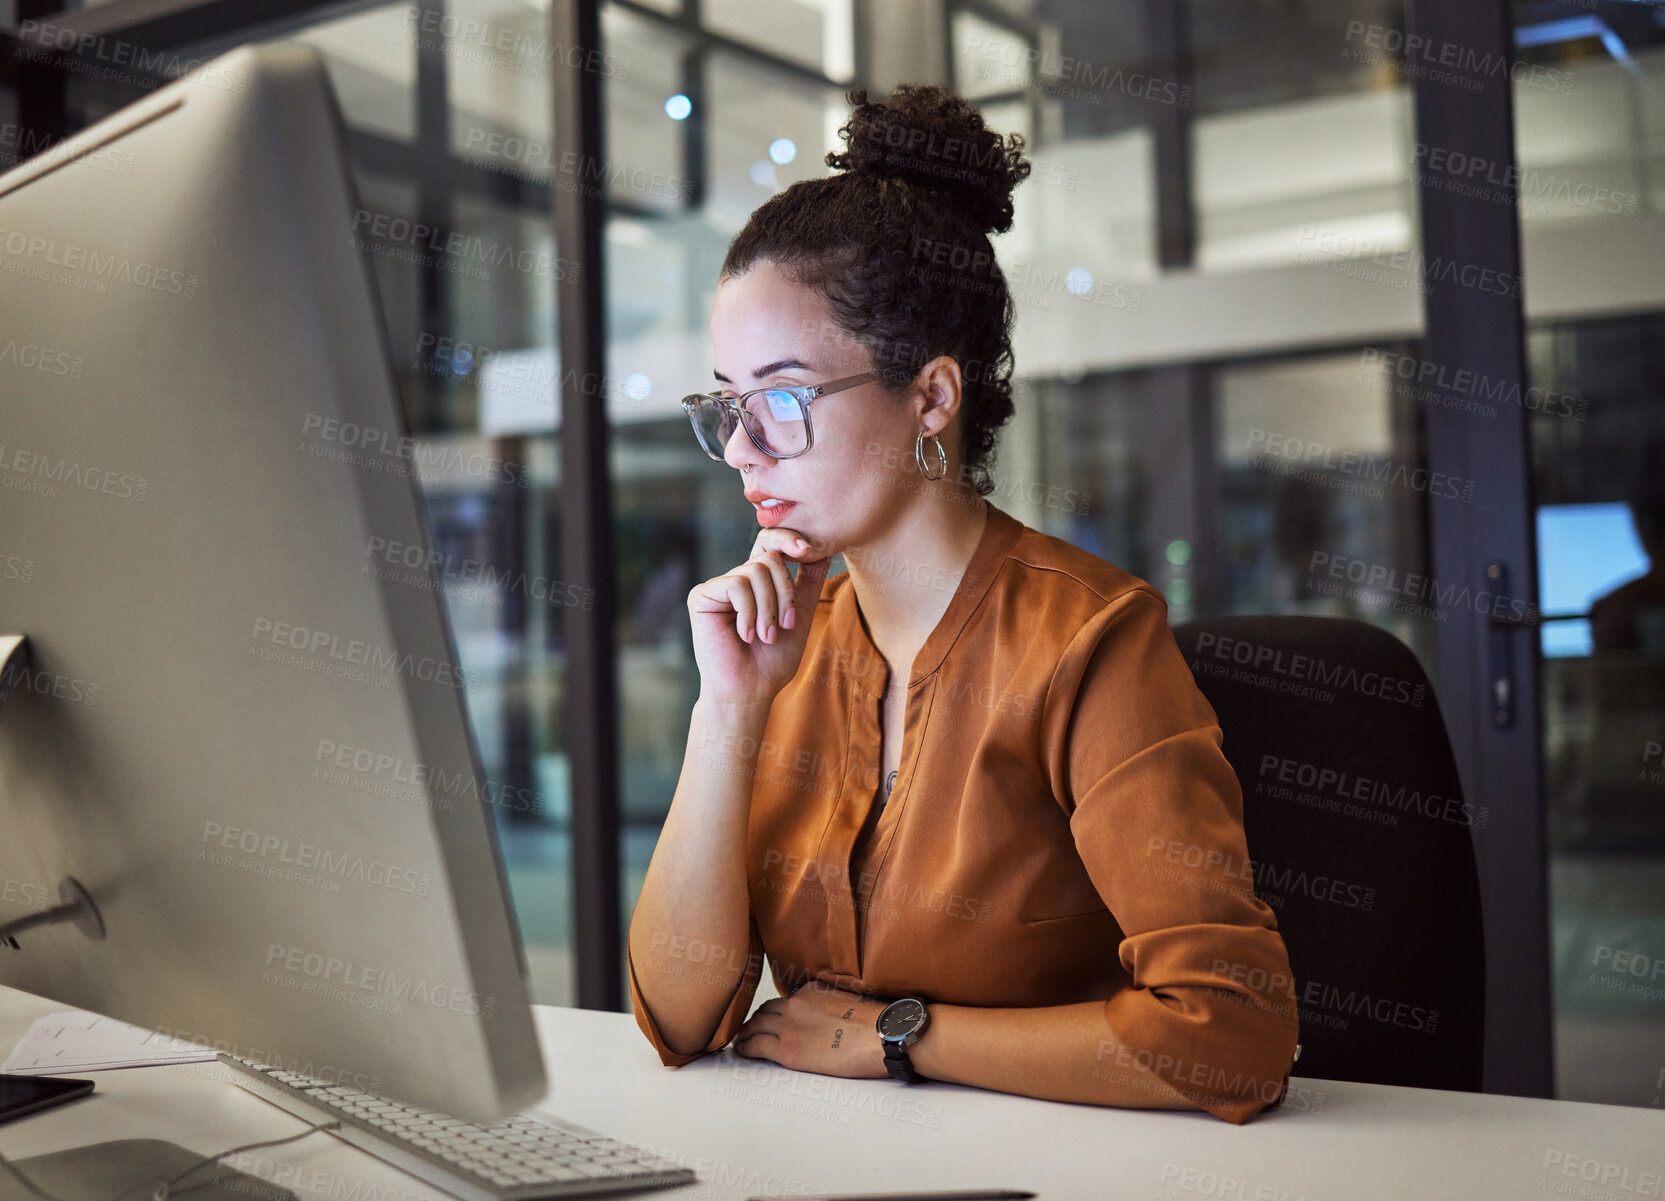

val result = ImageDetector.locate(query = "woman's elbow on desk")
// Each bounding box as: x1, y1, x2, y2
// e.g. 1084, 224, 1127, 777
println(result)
629, 990, 733, 1068
626, 935, 761, 1068
1093, 968, 1303, 1125
647, 1039, 714, 1069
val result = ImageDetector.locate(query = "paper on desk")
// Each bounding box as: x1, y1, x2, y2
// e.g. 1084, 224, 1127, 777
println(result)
2, 1010, 219, 1074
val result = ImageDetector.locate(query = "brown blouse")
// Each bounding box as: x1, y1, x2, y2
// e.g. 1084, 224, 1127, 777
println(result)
627, 500, 1301, 1122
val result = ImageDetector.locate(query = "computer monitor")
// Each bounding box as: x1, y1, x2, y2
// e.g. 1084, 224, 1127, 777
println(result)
0, 40, 547, 1127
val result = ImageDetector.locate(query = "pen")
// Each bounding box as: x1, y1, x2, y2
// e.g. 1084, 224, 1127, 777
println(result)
745, 1191, 1036, 1201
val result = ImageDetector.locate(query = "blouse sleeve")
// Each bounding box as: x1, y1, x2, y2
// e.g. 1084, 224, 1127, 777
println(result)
1041, 585, 1301, 1124
625, 909, 768, 1068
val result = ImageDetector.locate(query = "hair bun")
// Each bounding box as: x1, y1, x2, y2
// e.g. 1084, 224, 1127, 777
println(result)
825, 84, 1031, 235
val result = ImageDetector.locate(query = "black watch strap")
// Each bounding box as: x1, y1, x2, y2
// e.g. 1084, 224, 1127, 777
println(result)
882, 1039, 925, 1082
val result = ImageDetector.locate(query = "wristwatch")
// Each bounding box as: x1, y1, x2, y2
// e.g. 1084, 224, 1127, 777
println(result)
875, 996, 930, 1082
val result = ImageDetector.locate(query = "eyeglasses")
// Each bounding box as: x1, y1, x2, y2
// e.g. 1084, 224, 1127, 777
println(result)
680, 372, 879, 462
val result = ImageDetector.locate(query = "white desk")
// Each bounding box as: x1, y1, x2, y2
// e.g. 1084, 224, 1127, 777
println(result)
2, 983, 1662, 1201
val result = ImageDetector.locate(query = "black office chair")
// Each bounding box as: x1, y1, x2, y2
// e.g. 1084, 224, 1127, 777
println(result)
1170, 615, 1485, 1092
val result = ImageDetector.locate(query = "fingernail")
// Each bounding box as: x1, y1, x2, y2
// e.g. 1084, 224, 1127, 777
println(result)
795, 539, 809, 550
763, 623, 774, 643
784, 606, 796, 629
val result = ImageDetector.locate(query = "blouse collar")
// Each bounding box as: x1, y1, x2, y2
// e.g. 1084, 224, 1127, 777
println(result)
829, 499, 1025, 693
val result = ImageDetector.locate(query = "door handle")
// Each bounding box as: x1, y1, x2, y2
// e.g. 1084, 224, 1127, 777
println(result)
1484, 561, 1531, 728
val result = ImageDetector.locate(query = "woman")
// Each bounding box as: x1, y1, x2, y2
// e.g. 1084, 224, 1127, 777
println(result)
625, 84, 1300, 1125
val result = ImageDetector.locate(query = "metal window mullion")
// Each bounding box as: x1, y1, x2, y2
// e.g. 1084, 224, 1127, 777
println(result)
552, 0, 621, 1012
8, 0, 68, 160
1406, 0, 1550, 1098
1147, 0, 1195, 272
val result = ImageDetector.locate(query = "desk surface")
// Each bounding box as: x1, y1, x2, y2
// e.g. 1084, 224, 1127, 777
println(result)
2, 984, 1661, 1201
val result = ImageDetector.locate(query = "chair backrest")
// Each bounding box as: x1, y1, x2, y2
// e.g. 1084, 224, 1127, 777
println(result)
1171, 615, 1485, 1091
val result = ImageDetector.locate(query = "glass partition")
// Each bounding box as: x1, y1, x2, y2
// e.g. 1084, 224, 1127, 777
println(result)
1508, 0, 1665, 1107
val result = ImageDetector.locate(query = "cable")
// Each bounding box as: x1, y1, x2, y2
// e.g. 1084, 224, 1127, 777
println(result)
0, 1118, 343, 1201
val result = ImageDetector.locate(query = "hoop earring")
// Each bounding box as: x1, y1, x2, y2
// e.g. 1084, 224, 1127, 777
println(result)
915, 432, 947, 481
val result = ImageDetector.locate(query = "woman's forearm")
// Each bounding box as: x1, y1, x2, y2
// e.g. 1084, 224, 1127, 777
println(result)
905, 998, 1284, 1121
905, 999, 1190, 1110
626, 694, 771, 1056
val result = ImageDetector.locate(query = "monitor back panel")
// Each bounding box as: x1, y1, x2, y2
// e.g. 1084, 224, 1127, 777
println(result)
0, 42, 545, 1124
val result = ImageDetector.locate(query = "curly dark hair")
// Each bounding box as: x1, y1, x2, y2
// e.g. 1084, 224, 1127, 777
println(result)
720, 83, 1032, 497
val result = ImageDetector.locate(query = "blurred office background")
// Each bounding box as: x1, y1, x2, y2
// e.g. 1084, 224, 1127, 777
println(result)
2, 0, 1662, 1108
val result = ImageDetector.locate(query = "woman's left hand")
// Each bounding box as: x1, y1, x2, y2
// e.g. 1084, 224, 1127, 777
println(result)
731, 980, 891, 1079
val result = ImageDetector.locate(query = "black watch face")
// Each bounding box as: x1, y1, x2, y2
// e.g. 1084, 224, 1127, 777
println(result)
877, 998, 925, 1038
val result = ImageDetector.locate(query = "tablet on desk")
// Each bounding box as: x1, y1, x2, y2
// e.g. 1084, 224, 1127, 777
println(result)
0, 1074, 95, 1125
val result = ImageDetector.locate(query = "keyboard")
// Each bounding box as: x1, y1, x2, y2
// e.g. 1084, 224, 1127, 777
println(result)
217, 1054, 697, 1200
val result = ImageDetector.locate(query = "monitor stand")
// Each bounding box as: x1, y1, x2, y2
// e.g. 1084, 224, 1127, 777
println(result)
0, 636, 101, 953
4, 1139, 299, 1201
0, 878, 104, 951
0, 636, 29, 712
0, 638, 298, 1201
